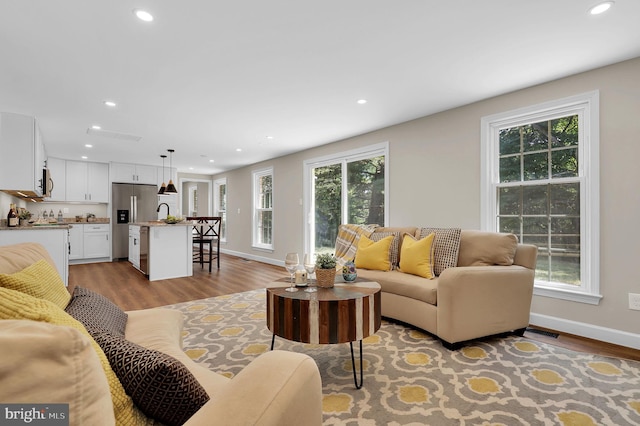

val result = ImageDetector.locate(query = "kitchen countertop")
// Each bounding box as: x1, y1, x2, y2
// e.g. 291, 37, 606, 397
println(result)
0, 224, 72, 230
0, 218, 110, 230
63, 218, 110, 224
132, 221, 193, 227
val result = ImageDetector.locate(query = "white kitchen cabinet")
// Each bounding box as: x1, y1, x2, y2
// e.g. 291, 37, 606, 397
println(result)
83, 224, 109, 258
0, 112, 47, 197
46, 157, 66, 201
69, 223, 110, 262
129, 225, 140, 269
66, 161, 109, 202
0, 228, 69, 285
111, 163, 157, 184
68, 224, 84, 260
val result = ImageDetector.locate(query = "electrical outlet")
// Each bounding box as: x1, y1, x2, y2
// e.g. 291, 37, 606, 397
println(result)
629, 293, 640, 311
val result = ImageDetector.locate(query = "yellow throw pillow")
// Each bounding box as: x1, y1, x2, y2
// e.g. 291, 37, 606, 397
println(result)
399, 233, 436, 279
0, 259, 71, 309
355, 235, 394, 271
0, 286, 150, 426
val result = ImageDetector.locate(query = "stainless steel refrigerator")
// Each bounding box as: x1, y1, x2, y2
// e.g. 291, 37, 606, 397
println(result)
111, 183, 158, 260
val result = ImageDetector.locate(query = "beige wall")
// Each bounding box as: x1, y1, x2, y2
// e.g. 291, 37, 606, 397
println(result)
178, 173, 212, 217
215, 57, 640, 344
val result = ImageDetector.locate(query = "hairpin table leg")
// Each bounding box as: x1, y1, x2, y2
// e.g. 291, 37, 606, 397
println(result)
350, 340, 363, 389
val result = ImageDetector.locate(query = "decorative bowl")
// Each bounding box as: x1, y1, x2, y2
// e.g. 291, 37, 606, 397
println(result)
163, 217, 184, 224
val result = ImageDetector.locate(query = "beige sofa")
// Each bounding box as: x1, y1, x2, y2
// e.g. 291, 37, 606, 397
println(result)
352, 227, 538, 349
0, 243, 323, 426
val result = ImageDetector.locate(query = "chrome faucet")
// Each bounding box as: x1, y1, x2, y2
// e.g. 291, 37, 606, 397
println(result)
157, 203, 170, 216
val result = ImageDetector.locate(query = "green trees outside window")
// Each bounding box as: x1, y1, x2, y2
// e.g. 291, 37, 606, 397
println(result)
312, 155, 385, 253
498, 115, 581, 285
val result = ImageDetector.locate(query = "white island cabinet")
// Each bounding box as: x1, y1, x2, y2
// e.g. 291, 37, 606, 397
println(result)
130, 222, 192, 281
0, 226, 70, 285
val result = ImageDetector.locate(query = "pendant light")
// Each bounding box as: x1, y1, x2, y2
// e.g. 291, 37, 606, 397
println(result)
157, 154, 168, 196
165, 149, 178, 194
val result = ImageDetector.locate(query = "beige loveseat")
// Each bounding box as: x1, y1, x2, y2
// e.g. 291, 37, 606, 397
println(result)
0, 243, 323, 426
351, 227, 538, 349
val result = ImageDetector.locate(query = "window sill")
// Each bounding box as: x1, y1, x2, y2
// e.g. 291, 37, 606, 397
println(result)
534, 285, 603, 305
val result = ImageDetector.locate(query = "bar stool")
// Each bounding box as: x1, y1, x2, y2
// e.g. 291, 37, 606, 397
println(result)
186, 217, 222, 271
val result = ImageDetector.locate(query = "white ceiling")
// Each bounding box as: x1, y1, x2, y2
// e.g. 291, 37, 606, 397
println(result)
1, 1, 639, 174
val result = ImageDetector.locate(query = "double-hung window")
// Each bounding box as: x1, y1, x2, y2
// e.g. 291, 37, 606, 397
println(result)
481, 91, 601, 304
253, 167, 273, 250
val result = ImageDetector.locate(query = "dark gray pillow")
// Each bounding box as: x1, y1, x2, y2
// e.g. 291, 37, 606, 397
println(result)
93, 331, 210, 426
65, 286, 128, 335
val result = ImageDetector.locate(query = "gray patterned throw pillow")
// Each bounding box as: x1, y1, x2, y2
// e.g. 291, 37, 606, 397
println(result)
65, 286, 128, 335
418, 227, 461, 276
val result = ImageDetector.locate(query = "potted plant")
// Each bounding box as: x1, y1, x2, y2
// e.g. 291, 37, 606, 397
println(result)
315, 253, 337, 288
18, 209, 31, 226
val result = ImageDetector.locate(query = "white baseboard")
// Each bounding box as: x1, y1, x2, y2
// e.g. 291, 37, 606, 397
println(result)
220, 248, 283, 267
530, 313, 640, 350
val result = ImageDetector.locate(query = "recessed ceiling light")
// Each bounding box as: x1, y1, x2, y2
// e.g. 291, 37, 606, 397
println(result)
236, 148, 242, 152
133, 9, 154, 22
357, 99, 367, 104
209, 159, 215, 163
189, 167, 194, 170
85, 144, 93, 148
103, 100, 116, 107
589, 1, 614, 15
81, 156, 88, 160
266, 136, 274, 140
91, 125, 101, 130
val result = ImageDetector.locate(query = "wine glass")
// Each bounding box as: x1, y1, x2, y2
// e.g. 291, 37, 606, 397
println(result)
304, 253, 317, 293
284, 253, 299, 292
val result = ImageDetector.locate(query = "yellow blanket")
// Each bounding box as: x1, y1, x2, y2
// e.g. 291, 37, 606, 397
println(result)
334, 224, 378, 266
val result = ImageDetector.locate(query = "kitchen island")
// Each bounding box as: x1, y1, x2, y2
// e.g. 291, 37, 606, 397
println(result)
130, 221, 193, 281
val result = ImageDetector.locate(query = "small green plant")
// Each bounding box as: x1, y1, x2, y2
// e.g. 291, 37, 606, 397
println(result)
315, 253, 337, 269
18, 209, 32, 220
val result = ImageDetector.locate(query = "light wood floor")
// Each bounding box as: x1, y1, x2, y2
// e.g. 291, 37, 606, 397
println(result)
68, 254, 640, 362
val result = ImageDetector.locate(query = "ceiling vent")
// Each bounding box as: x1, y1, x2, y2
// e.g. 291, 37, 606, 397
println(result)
86, 127, 142, 142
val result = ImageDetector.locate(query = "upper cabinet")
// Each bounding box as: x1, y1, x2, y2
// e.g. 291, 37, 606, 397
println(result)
0, 112, 47, 197
46, 157, 66, 202
66, 161, 109, 203
111, 163, 157, 184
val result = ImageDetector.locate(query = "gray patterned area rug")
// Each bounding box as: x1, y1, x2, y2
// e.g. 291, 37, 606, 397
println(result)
165, 290, 640, 425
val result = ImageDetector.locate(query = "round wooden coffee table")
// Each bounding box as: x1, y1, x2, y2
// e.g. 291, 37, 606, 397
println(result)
266, 278, 381, 389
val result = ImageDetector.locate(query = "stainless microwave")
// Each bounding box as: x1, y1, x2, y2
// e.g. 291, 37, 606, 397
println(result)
41, 168, 53, 198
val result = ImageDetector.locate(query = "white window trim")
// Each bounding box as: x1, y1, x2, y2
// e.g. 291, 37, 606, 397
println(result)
213, 177, 227, 242
303, 142, 389, 255
252, 167, 274, 251
480, 91, 601, 305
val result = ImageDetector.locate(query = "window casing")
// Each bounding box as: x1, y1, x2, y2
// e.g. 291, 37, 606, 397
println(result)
303, 142, 389, 256
481, 91, 601, 305
214, 178, 227, 242
252, 168, 273, 250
